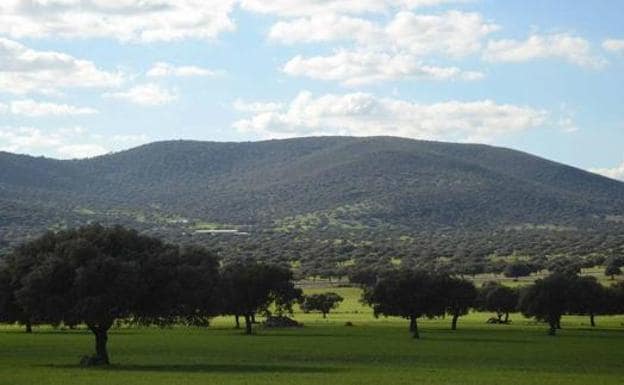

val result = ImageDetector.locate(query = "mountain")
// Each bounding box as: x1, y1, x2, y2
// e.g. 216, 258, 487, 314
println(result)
1, 136, 623, 252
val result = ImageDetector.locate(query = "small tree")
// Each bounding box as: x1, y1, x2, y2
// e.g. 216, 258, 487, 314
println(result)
220, 262, 297, 334
299, 292, 344, 318
568, 276, 608, 327
605, 264, 622, 280
476, 282, 518, 323
362, 270, 445, 339
440, 276, 477, 330
503, 261, 533, 281
12, 225, 220, 365
518, 274, 574, 335
0, 264, 34, 332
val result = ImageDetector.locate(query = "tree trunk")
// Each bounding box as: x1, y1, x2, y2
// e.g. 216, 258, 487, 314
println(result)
496, 312, 503, 322
322, 312, 327, 319
235, 315, 240, 329
251, 314, 256, 324
87, 324, 111, 365
556, 318, 561, 329
548, 321, 557, 336
590, 313, 595, 327
409, 315, 420, 339
244, 314, 252, 335
95, 329, 109, 364
451, 313, 459, 330
25, 320, 32, 333
504, 312, 509, 323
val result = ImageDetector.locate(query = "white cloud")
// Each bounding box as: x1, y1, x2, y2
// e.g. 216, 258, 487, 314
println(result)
591, 162, 624, 181
0, 126, 105, 158
0, 127, 64, 153
103, 84, 178, 106
233, 91, 547, 143
241, 0, 465, 17
271, 11, 495, 85
0, 0, 237, 43
0, 125, 151, 159
56, 143, 108, 159
233, 99, 284, 113
602, 39, 624, 53
146, 62, 222, 78
269, 14, 380, 45
0, 37, 123, 94
386, 11, 498, 57
484, 33, 606, 68
283, 50, 483, 85
4, 99, 98, 117
270, 11, 497, 56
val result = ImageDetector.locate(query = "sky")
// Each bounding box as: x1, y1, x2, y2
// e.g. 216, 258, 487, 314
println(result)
0, 0, 623, 180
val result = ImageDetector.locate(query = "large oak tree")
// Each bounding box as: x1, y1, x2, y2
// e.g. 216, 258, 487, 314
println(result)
10, 225, 220, 365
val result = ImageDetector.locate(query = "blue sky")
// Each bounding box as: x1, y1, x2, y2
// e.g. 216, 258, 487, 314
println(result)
0, 0, 623, 180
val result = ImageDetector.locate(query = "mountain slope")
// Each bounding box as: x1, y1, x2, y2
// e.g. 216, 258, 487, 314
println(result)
1, 136, 623, 243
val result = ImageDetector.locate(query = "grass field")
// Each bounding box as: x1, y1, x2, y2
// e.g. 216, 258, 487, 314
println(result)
1, 285, 623, 385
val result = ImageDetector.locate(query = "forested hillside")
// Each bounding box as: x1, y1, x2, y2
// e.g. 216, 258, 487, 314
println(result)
1, 136, 624, 262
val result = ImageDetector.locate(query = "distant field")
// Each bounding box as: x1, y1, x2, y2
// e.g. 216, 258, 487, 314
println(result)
1, 285, 623, 385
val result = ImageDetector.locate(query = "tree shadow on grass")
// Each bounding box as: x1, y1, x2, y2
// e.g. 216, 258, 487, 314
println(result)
249, 332, 360, 338
46, 363, 344, 374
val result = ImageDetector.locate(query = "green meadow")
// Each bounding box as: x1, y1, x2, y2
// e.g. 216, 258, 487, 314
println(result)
2, 285, 623, 385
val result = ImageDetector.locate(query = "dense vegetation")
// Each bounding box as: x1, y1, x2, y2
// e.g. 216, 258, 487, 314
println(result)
2, 136, 624, 268
2, 225, 623, 367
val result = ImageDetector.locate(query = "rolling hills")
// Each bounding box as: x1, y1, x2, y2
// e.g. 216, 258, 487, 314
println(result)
1, 136, 623, 254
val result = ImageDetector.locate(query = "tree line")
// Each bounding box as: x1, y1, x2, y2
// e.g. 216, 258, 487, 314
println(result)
361, 270, 624, 338
1, 225, 623, 366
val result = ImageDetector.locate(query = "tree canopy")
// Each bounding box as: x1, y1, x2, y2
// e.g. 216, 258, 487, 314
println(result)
6, 225, 220, 365
300, 292, 344, 318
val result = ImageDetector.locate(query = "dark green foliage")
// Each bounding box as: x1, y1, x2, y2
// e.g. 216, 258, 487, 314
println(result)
605, 264, 622, 280
362, 270, 446, 338
2, 136, 624, 263
547, 257, 582, 276
299, 292, 344, 318
518, 274, 576, 335
610, 282, 624, 314
220, 262, 298, 334
503, 261, 533, 280
7, 225, 220, 364
347, 268, 380, 287
439, 276, 477, 330
476, 282, 518, 323
568, 276, 610, 327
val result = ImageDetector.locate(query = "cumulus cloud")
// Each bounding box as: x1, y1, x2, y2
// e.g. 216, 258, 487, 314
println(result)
484, 33, 606, 68
103, 84, 178, 106
269, 11, 497, 54
3, 99, 98, 117
602, 39, 624, 53
274, 11, 495, 85
0, 126, 106, 158
269, 14, 380, 45
0, 0, 237, 43
0, 37, 123, 94
591, 162, 624, 181
146, 62, 222, 78
0, 125, 152, 159
233, 91, 547, 143
56, 143, 108, 159
283, 50, 484, 85
233, 99, 284, 113
241, 0, 465, 17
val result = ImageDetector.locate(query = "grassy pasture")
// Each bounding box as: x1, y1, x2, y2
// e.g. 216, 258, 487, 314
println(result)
1, 286, 623, 385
